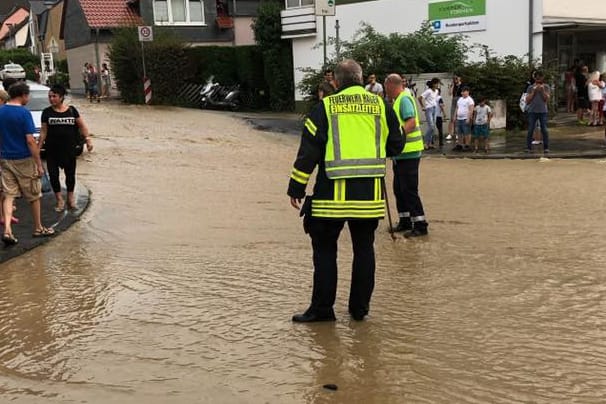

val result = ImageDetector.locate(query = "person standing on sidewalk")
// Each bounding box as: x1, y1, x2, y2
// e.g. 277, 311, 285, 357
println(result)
0, 82, 55, 245
365, 73, 384, 97
525, 71, 550, 153
39, 84, 93, 212
454, 87, 474, 151
287, 60, 403, 322
385, 73, 428, 237
418, 78, 440, 149
435, 88, 446, 148
317, 69, 337, 100
447, 75, 463, 141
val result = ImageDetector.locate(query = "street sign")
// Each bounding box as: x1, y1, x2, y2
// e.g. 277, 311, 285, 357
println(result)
138, 26, 153, 42
315, 0, 335, 16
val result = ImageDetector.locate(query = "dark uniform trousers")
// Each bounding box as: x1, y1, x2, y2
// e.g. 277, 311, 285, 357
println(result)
392, 158, 426, 226
307, 217, 379, 316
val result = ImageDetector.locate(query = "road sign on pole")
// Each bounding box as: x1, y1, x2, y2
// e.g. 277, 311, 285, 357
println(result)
315, 0, 335, 16
138, 26, 153, 42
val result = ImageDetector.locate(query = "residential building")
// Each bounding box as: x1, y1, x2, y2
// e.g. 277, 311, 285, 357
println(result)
61, 0, 261, 92
282, 0, 606, 108
39, 0, 66, 60
28, 0, 63, 55
0, 7, 30, 49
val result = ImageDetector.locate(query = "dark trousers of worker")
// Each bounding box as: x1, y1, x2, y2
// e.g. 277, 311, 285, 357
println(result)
307, 218, 379, 316
392, 158, 427, 227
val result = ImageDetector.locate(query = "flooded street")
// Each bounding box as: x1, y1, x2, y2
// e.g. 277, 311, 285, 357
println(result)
1, 102, 606, 403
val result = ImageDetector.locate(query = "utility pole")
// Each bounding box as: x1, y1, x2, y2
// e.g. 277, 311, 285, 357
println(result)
322, 16, 327, 67
335, 19, 340, 61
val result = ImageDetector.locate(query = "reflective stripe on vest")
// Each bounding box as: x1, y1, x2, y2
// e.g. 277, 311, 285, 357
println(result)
311, 199, 385, 219
393, 91, 424, 153
323, 87, 389, 179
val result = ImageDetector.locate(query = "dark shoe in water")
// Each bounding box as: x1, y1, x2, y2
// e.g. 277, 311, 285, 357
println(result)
349, 308, 368, 321
2, 233, 18, 246
394, 219, 413, 232
404, 228, 429, 238
292, 309, 336, 323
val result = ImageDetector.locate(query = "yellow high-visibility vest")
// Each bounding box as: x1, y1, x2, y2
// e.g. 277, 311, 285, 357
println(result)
322, 86, 389, 179
393, 91, 424, 153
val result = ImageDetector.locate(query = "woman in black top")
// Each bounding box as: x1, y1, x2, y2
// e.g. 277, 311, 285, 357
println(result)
39, 85, 93, 211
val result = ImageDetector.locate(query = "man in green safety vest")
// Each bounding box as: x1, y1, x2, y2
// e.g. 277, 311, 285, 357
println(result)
287, 60, 404, 323
384, 73, 429, 237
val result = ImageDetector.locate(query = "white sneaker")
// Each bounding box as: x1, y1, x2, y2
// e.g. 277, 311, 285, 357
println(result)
446, 134, 453, 140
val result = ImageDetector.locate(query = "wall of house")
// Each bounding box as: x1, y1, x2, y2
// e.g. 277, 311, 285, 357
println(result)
67, 42, 112, 92
289, 0, 544, 102
62, 0, 92, 49
11, 25, 28, 48
234, 16, 255, 46
140, 0, 233, 43
43, 1, 66, 60
543, 0, 606, 22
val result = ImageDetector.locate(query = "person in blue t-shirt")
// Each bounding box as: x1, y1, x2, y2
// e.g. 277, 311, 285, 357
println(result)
0, 82, 55, 245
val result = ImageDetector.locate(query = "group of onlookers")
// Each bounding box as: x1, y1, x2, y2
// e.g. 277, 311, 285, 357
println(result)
82, 62, 111, 102
566, 60, 606, 128
317, 71, 493, 153
0, 78, 93, 246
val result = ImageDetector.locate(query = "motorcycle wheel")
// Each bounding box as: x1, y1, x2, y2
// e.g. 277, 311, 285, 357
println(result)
230, 101, 241, 112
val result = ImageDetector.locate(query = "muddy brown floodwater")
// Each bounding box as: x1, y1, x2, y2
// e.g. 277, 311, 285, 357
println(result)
1, 102, 606, 403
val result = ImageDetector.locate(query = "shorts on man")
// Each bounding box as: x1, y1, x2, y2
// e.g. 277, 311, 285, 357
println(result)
0, 158, 41, 202
456, 119, 471, 136
472, 124, 489, 138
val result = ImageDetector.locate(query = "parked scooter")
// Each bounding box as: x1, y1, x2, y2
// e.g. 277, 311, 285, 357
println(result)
199, 76, 240, 111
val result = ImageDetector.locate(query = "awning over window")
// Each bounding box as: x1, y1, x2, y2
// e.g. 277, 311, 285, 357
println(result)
543, 18, 606, 31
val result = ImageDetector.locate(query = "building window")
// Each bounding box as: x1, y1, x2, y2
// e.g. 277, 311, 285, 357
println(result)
286, 0, 313, 9
154, 0, 205, 25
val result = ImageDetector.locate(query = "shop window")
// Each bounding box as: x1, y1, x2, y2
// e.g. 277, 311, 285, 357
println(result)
286, 0, 313, 9
154, 0, 205, 25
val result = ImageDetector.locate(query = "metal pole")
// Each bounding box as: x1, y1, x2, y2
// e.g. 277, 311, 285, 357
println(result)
141, 41, 147, 79
94, 29, 101, 76
335, 19, 340, 61
323, 15, 327, 66
381, 177, 397, 241
528, 0, 534, 63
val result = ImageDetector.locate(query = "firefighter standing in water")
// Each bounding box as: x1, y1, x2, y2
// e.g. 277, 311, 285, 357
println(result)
384, 74, 429, 237
287, 60, 404, 322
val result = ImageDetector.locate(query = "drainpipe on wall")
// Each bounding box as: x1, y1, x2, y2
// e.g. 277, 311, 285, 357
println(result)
528, 0, 534, 63
94, 28, 101, 77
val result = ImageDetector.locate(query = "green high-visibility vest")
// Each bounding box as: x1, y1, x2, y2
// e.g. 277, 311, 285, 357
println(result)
322, 86, 389, 179
393, 91, 424, 153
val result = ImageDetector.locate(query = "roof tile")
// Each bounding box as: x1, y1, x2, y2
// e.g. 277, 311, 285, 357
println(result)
79, 0, 143, 28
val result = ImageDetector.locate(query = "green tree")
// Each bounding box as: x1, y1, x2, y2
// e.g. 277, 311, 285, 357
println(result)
458, 54, 556, 129
253, 0, 294, 111
108, 27, 192, 104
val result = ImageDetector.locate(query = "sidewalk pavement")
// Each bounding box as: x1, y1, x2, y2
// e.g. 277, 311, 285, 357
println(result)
243, 112, 606, 160
0, 184, 90, 264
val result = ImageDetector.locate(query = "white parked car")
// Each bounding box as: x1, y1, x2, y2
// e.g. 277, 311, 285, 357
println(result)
0, 63, 26, 80
24, 82, 51, 145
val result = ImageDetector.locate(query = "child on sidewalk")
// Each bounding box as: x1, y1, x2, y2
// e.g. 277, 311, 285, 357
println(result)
454, 86, 474, 151
472, 97, 492, 153
436, 88, 446, 147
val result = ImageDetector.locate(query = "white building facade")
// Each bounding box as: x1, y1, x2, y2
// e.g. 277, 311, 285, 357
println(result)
282, 0, 606, 109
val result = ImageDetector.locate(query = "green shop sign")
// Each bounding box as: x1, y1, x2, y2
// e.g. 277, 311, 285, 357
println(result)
429, 0, 486, 20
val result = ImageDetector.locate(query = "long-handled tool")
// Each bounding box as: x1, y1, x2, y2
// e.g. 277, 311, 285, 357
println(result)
381, 177, 397, 241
